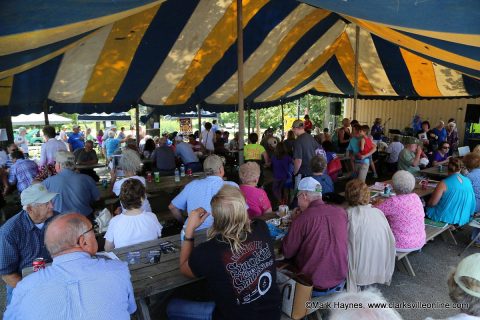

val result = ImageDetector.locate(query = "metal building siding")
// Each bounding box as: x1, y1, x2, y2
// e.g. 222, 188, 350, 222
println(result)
345, 98, 480, 145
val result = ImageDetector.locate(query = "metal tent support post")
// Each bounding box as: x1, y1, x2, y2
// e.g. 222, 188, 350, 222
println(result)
197, 104, 201, 134
296, 100, 300, 120
236, 0, 245, 165
281, 102, 285, 139
352, 24, 360, 120
247, 106, 251, 135
135, 104, 140, 147
43, 100, 50, 126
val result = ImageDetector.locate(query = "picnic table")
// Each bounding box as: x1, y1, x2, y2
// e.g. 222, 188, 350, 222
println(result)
76, 163, 106, 170
420, 165, 448, 178
339, 179, 437, 199
113, 232, 208, 320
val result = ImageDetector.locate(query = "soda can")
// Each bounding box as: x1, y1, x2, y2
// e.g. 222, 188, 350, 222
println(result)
146, 172, 153, 183
33, 258, 46, 272
102, 178, 108, 189
186, 168, 193, 176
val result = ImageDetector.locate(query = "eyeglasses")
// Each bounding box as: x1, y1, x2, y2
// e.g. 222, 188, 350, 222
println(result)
76, 225, 94, 245
442, 147, 450, 150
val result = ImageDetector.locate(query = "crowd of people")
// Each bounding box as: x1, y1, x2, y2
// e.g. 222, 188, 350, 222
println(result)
0, 115, 479, 320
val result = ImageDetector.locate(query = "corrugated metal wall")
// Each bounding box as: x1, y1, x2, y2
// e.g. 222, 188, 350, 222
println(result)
344, 98, 480, 145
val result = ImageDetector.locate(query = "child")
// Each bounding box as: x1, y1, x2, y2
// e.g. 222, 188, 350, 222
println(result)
310, 155, 334, 194
358, 125, 375, 157
271, 142, 293, 203
238, 162, 272, 219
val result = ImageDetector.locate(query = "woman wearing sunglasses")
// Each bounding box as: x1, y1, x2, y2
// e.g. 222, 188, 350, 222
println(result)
432, 142, 451, 167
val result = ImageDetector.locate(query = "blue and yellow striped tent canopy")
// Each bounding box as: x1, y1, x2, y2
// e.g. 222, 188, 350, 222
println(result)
1, 0, 479, 115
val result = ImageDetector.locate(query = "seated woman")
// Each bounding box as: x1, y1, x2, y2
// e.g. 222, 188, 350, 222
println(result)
110, 148, 152, 213
464, 152, 480, 247
344, 179, 396, 292
375, 170, 426, 252
168, 185, 281, 319
432, 142, 451, 166
310, 155, 334, 194
104, 179, 162, 250
427, 158, 476, 226
239, 162, 272, 219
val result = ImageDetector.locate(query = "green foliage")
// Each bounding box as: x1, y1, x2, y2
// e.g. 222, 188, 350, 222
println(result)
219, 94, 328, 130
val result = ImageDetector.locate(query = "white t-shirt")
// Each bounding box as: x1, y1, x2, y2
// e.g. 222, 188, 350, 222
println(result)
386, 141, 404, 163
201, 129, 215, 151
113, 176, 152, 212
14, 135, 29, 154
104, 211, 162, 249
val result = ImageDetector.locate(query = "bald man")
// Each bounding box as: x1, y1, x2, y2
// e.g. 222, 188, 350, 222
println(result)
5, 213, 136, 320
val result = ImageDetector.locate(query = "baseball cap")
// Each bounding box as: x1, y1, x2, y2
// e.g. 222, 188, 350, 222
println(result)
21, 184, 57, 206
73, 125, 80, 129
203, 155, 224, 175
297, 177, 322, 194
292, 120, 304, 129
18, 127, 26, 132
454, 253, 480, 298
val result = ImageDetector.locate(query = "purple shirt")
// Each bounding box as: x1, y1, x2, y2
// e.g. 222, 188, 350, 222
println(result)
433, 151, 448, 163
283, 200, 348, 289
271, 155, 292, 180
376, 193, 426, 250
8, 159, 38, 193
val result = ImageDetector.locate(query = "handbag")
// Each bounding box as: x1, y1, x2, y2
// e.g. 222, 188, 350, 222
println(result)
277, 269, 313, 319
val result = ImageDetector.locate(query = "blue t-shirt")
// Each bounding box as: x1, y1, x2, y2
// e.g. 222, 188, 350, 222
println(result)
271, 155, 292, 181
433, 128, 447, 143
67, 132, 85, 151
346, 137, 369, 164
104, 138, 120, 158
312, 174, 334, 194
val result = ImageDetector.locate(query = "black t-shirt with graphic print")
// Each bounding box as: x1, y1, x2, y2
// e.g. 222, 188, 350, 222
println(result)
189, 219, 281, 320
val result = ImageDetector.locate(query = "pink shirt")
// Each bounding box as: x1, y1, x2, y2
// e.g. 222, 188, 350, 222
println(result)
376, 193, 426, 250
239, 185, 271, 219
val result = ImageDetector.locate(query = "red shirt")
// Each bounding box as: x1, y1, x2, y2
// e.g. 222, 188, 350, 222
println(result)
304, 119, 313, 131
282, 200, 348, 289
359, 136, 374, 156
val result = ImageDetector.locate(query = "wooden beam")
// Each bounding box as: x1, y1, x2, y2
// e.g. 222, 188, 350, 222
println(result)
281, 102, 285, 139
43, 100, 50, 126
135, 104, 140, 147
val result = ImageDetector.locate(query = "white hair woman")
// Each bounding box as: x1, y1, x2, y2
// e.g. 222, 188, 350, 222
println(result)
446, 122, 459, 156
344, 179, 396, 292
110, 149, 152, 213
375, 170, 426, 252
169, 185, 281, 319
239, 162, 272, 219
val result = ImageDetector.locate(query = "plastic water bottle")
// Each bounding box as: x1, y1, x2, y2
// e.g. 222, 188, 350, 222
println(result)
180, 164, 185, 177
174, 168, 180, 182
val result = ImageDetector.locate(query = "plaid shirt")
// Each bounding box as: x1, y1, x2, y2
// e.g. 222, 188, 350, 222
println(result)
0, 210, 59, 275
8, 159, 39, 193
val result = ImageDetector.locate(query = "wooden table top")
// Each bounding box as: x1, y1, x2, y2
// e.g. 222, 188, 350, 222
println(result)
76, 163, 106, 170
340, 179, 436, 199
113, 232, 208, 299
420, 166, 448, 178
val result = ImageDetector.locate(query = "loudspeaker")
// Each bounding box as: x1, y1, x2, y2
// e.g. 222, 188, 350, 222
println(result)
465, 104, 480, 123
330, 102, 342, 116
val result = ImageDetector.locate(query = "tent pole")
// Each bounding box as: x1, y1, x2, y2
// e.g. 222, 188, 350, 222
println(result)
247, 106, 251, 135
353, 24, 360, 120
281, 102, 285, 140
255, 109, 260, 136
197, 104, 201, 134
43, 100, 50, 126
236, 0, 245, 165
135, 104, 140, 147
296, 100, 300, 120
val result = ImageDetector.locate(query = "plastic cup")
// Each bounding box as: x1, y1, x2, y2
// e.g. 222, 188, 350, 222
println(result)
154, 171, 160, 183
127, 251, 141, 265
147, 250, 161, 264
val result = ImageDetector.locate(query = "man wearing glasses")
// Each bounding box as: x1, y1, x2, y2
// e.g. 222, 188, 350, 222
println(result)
282, 177, 348, 297
5, 213, 136, 319
0, 184, 59, 306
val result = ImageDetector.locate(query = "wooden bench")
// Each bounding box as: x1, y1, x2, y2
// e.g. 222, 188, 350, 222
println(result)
396, 224, 456, 276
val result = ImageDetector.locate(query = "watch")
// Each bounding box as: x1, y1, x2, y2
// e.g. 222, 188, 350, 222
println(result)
184, 236, 194, 242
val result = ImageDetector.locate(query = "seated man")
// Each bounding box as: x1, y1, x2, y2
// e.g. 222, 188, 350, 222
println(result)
282, 177, 348, 296
151, 137, 176, 176
74, 140, 99, 182
175, 135, 202, 173
5, 213, 136, 319
42, 151, 100, 218
6, 150, 38, 195
0, 184, 59, 306
169, 155, 238, 231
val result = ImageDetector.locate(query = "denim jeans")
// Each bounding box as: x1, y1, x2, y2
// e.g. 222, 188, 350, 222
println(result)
311, 281, 345, 297
167, 298, 215, 320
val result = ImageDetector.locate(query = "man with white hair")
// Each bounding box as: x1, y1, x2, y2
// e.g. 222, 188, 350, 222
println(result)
283, 177, 348, 296
42, 151, 99, 218
169, 155, 238, 230
0, 184, 59, 305
5, 213, 136, 319
14, 127, 29, 157
103, 130, 121, 159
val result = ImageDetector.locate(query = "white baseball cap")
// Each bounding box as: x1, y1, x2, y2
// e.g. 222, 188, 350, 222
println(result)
297, 177, 322, 194
454, 253, 480, 298
21, 184, 57, 206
